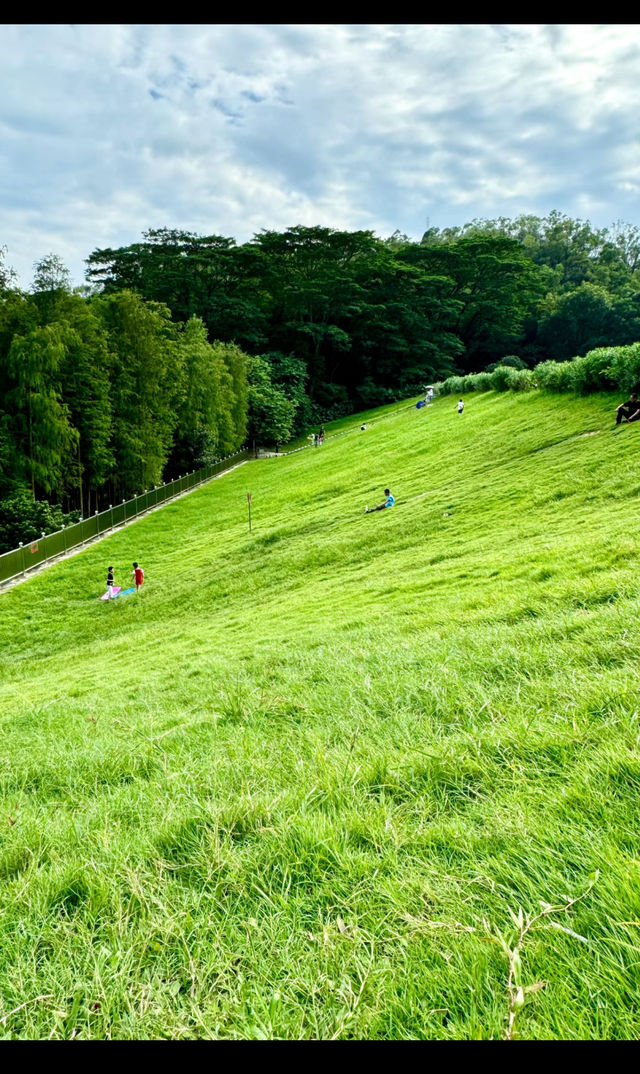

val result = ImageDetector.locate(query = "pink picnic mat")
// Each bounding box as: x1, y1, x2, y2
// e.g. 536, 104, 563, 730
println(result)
100, 586, 121, 600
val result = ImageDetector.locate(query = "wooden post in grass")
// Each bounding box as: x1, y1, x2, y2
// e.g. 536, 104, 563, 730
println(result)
247, 491, 252, 533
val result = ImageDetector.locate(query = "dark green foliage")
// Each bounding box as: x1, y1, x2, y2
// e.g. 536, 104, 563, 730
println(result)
6, 323, 79, 496
91, 290, 181, 499
246, 355, 297, 445
0, 269, 252, 526
537, 283, 616, 360
486, 355, 528, 372
0, 492, 77, 554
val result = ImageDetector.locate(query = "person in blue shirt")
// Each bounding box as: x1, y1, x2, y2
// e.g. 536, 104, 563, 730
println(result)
365, 488, 395, 513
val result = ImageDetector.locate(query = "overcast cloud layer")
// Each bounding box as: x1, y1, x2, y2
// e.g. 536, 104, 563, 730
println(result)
1, 23, 639, 287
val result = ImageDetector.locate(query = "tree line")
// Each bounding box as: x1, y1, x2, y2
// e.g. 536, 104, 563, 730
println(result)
1, 211, 639, 551
85, 213, 640, 407
0, 264, 250, 529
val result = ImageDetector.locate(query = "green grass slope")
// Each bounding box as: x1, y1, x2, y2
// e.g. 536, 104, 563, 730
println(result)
1, 390, 639, 1039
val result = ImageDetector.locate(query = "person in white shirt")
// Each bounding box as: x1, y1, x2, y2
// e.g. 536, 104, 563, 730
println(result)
457, 399, 464, 415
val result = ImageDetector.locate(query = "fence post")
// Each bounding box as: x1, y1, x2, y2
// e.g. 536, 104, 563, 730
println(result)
19, 542, 25, 578
42, 531, 48, 567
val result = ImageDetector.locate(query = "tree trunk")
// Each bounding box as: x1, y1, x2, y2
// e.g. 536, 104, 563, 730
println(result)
78, 444, 84, 519
28, 393, 34, 498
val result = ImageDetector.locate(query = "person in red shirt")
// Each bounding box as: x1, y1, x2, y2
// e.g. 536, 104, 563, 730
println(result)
132, 562, 144, 591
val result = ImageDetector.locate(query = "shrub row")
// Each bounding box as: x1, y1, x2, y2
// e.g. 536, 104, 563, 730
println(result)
433, 342, 640, 398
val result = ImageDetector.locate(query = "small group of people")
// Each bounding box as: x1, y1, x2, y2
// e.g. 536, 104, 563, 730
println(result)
418, 387, 463, 414
105, 561, 144, 599
616, 393, 640, 425
309, 425, 325, 447
417, 386, 435, 410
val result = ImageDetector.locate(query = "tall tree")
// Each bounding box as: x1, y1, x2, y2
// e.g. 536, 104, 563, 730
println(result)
57, 297, 113, 515
537, 283, 616, 360
213, 341, 248, 453
86, 228, 268, 349
416, 234, 544, 371
167, 316, 237, 475
6, 324, 78, 496
93, 291, 180, 499
0, 245, 17, 292
246, 355, 297, 445
32, 253, 72, 294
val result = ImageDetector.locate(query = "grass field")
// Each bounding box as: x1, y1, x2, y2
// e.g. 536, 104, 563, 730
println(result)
1, 389, 640, 1039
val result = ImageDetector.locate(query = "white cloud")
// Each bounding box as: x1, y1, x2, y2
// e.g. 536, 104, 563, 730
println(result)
0, 23, 639, 286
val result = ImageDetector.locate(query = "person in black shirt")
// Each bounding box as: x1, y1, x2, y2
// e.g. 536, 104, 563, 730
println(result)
616, 393, 640, 424
106, 566, 115, 600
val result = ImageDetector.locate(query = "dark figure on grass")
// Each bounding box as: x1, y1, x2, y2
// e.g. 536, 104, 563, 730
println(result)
365, 489, 395, 514
615, 393, 640, 425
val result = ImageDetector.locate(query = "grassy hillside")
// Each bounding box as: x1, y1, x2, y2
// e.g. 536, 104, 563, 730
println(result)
1, 390, 639, 1039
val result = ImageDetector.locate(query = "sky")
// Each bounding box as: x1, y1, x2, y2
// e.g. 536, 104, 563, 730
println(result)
1, 23, 639, 289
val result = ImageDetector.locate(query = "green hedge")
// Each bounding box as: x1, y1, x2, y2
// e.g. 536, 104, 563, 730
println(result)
433, 343, 640, 398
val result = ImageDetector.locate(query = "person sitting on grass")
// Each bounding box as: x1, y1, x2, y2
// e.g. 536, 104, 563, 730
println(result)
615, 393, 640, 425
365, 488, 395, 513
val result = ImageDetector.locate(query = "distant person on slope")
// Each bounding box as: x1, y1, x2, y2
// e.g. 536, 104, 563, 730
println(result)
365, 489, 395, 513
106, 565, 115, 600
132, 562, 144, 591
457, 398, 464, 415
615, 393, 640, 425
